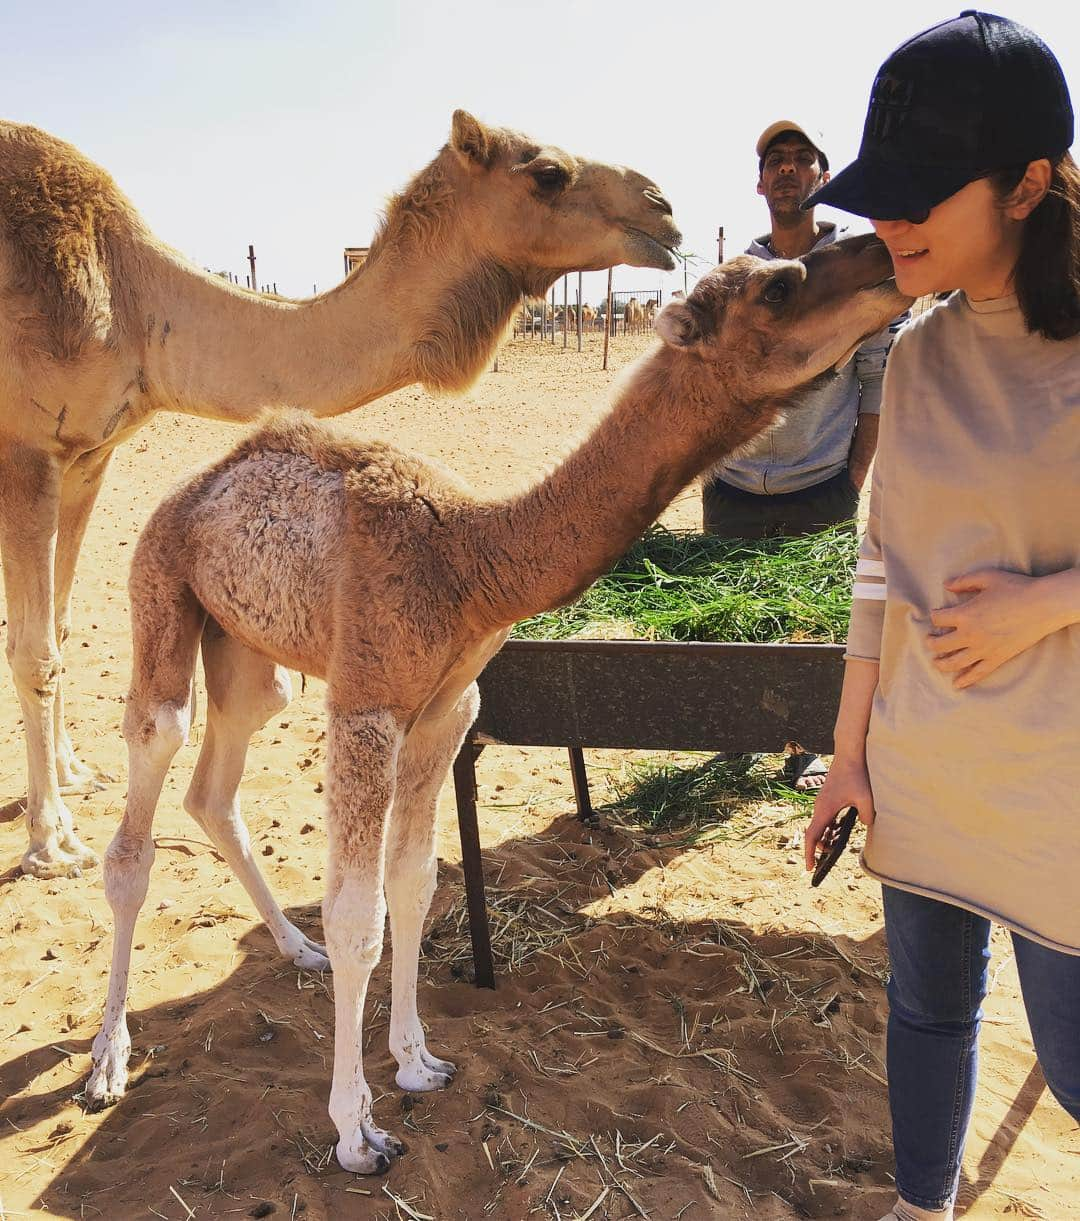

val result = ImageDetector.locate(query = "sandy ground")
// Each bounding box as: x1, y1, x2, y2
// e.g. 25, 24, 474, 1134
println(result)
1, 332, 1077, 1221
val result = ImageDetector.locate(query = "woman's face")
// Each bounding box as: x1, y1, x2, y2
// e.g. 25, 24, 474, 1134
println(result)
871, 177, 1022, 301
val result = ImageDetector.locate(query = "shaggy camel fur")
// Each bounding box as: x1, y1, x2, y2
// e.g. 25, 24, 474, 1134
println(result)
85, 234, 908, 1172
0, 111, 679, 879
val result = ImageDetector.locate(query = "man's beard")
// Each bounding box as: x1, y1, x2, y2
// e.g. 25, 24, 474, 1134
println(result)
768, 177, 821, 222
768, 187, 808, 220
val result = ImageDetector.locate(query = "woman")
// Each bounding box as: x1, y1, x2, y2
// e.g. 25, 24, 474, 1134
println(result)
802, 13, 1078, 1221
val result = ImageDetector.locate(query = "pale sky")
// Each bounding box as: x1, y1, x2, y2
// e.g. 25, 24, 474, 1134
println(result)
5, 2, 1076, 305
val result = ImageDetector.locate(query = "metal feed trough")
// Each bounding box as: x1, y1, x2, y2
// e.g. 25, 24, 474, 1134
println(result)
452, 637, 845, 987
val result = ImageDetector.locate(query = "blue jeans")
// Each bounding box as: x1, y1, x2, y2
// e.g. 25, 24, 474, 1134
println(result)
882, 885, 1080, 1211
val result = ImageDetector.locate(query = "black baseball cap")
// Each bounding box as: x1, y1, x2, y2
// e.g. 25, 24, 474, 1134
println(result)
805, 11, 1073, 222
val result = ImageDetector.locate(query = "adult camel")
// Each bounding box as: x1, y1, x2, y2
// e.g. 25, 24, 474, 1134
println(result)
0, 109, 679, 878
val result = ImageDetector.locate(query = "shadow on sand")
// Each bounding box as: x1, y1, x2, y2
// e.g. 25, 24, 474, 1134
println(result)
0, 796, 1046, 1220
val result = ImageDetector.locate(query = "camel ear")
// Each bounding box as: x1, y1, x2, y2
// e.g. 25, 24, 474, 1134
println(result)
655, 301, 703, 349
451, 110, 493, 168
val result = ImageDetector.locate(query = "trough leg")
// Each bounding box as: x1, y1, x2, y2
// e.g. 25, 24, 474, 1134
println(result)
568, 747, 593, 821
452, 739, 496, 990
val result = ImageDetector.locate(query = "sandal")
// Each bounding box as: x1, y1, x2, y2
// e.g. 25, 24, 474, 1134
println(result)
782, 743, 829, 791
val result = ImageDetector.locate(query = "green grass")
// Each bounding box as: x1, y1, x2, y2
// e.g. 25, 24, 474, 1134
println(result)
511, 525, 857, 644
602, 751, 815, 845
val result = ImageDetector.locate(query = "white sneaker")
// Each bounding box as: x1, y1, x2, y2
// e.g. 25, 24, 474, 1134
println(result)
878, 1199, 954, 1221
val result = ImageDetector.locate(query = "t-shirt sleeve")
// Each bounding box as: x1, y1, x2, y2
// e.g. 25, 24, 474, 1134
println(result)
845, 391, 890, 663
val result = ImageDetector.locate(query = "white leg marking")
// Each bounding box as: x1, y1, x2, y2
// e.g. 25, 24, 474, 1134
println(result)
86, 702, 186, 1107
323, 708, 404, 1173
386, 687, 478, 1092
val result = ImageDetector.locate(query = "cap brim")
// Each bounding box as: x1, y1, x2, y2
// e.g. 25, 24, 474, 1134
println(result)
803, 156, 975, 220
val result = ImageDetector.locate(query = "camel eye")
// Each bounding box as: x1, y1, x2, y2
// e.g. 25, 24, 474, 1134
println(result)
532, 165, 569, 192
763, 278, 790, 304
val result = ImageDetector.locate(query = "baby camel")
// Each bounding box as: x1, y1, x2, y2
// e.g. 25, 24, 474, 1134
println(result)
86, 234, 908, 1172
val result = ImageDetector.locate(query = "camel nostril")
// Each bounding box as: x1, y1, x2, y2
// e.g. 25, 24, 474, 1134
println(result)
644, 188, 673, 216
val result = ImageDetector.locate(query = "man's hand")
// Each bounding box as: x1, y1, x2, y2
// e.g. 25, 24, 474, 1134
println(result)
927, 567, 1080, 689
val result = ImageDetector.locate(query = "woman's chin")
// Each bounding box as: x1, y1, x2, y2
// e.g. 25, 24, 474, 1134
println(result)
892, 257, 940, 300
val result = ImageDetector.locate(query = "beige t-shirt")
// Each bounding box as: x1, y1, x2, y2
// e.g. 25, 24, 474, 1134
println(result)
846, 291, 1080, 954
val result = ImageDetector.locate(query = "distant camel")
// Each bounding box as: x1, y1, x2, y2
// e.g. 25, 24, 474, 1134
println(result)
623, 297, 644, 334
0, 110, 679, 879
85, 234, 908, 1172
642, 298, 658, 328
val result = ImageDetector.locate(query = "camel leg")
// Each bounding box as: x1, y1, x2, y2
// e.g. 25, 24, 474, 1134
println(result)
386, 684, 479, 1093
53, 448, 114, 792
0, 446, 92, 877
324, 707, 405, 1174
183, 624, 328, 970
86, 565, 204, 1107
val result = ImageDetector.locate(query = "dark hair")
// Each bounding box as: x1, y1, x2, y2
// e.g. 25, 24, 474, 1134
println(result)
758, 130, 829, 176
990, 151, 1080, 341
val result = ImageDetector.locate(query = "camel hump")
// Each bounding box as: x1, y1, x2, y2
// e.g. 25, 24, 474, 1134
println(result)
230, 409, 398, 475
0, 121, 139, 359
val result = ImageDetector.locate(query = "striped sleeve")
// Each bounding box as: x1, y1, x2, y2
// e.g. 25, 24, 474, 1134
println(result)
845, 457, 887, 663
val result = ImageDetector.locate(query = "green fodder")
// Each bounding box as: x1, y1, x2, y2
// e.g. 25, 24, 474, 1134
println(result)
511, 525, 857, 644
603, 751, 815, 843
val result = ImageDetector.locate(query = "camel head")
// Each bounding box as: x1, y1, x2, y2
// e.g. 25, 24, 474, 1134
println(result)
444, 110, 682, 286
655, 233, 912, 404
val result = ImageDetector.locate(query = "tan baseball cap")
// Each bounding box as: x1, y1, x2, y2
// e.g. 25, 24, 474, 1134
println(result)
755, 120, 828, 165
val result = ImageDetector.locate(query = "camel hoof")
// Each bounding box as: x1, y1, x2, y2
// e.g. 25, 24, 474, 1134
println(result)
363, 1123, 407, 1160
59, 833, 99, 869
57, 753, 112, 793
395, 1064, 454, 1093
420, 1049, 456, 1078
21, 844, 86, 880
293, 943, 330, 971
279, 924, 330, 971
85, 1031, 131, 1109
335, 1140, 394, 1175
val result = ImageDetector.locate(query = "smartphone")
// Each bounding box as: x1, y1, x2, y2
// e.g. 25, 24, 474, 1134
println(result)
810, 806, 859, 887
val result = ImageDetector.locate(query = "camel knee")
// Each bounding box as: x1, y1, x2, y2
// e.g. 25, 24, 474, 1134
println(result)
266, 668, 291, 718
123, 700, 190, 762
183, 791, 248, 851
388, 848, 437, 913
242, 666, 292, 731
7, 640, 62, 701
102, 831, 155, 915
325, 880, 387, 969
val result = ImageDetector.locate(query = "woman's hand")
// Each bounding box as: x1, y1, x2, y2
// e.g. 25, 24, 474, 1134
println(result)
803, 754, 875, 873
927, 568, 1079, 689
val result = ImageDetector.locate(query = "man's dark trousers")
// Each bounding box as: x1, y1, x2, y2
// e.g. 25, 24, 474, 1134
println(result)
702, 467, 859, 538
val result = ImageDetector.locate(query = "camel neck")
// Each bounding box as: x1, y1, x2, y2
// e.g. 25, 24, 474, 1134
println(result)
135, 229, 534, 423
479, 348, 779, 625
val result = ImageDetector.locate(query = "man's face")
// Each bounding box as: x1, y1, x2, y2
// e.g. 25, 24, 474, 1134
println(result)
757, 138, 828, 219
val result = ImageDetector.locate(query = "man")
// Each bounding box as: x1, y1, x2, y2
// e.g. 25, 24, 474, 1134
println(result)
703, 121, 903, 789
702, 120, 900, 541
